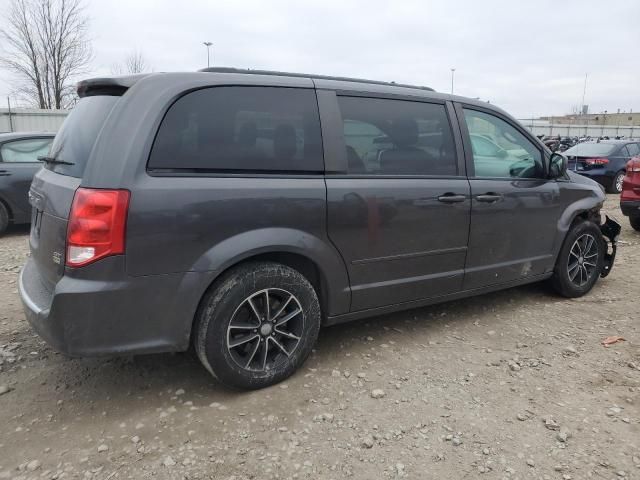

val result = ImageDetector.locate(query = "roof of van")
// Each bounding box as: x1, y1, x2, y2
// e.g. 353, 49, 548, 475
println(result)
75, 68, 504, 118
199, 67, 435, 92
76, 68, 437, 97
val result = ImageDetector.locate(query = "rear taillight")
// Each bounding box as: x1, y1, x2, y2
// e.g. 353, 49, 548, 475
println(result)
627, 157, 640, 173
584, 157, 609, 166
66, 188, 130, 267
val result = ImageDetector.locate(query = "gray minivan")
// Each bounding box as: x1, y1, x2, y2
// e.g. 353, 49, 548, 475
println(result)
19, 68, 620, 389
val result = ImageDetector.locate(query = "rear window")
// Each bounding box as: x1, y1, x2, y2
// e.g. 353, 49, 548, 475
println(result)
564, 143, 618, 157
46, 96, 120, 178
148, 86, 323, 173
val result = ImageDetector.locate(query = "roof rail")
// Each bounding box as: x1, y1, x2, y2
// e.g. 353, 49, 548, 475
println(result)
199, 67, 435, 92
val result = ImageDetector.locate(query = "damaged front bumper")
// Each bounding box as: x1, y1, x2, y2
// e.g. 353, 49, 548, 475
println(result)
600, 215, 621, 278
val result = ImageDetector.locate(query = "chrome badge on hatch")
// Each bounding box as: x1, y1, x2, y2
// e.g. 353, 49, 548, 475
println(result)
52, 251, 62, 265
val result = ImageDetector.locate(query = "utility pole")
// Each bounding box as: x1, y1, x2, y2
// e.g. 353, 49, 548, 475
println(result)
581, 73, 588, 136
7, 97, 14, 133
203, 42, 213, 68
450, 68, 456, 95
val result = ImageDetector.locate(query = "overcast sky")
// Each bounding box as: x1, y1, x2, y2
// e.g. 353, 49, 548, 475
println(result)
1, 0, 639, 118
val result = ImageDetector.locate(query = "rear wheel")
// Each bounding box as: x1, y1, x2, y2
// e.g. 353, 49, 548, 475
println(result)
630, 215, 640, 232
0, 203, 9, 236
195, 261, 321, 390
550, 220, 605, 298
608, 171, 625, 194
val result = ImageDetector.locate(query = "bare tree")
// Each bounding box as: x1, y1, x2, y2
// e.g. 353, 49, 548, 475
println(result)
111, 49, 149, 75
0, 0, 92, 109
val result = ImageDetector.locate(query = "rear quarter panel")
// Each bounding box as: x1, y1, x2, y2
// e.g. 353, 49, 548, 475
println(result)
125, 175, 351, 316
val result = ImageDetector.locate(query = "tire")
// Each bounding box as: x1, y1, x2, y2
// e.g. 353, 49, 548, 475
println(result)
630, 215, 640, 232
195, 261, 321, 390
550, 220, 605, 298
0, 203, 9, 236
607, 171, 625, 194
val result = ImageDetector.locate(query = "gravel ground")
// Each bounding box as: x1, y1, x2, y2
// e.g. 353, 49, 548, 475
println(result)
0, 195, 639, 480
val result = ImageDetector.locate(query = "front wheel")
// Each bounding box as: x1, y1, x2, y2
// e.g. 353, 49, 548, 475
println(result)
550, 221, 605, 298
195, 261, 321, 390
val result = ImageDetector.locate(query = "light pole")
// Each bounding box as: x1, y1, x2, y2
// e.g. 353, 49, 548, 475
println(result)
450, 68, 456, 95
203, 42, 213, 68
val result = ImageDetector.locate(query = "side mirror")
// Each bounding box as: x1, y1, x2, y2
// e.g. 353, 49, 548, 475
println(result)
549, 152, 568, 179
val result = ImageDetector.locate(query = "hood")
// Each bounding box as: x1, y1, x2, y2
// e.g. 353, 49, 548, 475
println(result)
567, 170, 606, 196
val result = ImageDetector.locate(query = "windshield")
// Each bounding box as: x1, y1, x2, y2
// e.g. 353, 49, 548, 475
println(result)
45, 96, 120, 178
564, 143, 618, 157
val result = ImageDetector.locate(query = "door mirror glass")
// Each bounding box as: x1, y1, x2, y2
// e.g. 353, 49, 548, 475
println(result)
549, 152, 567, 179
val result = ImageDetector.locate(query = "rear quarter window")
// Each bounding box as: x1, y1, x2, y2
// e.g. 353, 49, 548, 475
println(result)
148, 86, 324, 173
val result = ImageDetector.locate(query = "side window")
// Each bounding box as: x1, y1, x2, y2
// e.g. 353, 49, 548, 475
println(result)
627, 143, 640, 157
463, 109, 543, 178
619, 145, 631, 158
338, 96, 457, 176
0, 138, 51, 163
148, 87, 323, 173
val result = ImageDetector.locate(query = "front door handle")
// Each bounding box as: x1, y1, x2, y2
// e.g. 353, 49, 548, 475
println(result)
0, 170, 11, 177
437, 194, 466, 204
476, 193, 503, 203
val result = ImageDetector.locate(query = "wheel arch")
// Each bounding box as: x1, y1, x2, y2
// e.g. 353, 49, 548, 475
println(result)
185, 228, 351, 347
552, 195, 604, 266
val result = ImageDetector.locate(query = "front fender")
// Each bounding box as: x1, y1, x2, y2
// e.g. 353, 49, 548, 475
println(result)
550, 187, 604, 267
191, 227, 351, 316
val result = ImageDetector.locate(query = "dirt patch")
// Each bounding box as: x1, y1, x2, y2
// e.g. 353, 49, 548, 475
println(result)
1, 197, 639, 479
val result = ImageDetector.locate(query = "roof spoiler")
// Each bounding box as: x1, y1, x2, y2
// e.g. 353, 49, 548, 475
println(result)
76, 74, 151, 98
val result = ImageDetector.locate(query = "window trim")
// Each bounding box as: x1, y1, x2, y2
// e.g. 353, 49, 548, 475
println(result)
456, 102, 548, 180
145, 85, 325, 176
0, 137, 53, 164
326, 93, 464, 178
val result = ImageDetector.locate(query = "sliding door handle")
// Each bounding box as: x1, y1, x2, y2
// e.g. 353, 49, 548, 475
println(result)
437, 194, 467, 204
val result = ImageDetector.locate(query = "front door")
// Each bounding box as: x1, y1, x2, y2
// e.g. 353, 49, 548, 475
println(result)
0, 137, 51, 222
458, 106, 562, 289
324, 94, 471, 312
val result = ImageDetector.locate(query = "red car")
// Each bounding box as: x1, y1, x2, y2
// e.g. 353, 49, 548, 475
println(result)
620, 156, 640, 231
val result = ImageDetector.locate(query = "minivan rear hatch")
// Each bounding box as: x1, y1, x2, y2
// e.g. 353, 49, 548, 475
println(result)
29, 95, 121, 290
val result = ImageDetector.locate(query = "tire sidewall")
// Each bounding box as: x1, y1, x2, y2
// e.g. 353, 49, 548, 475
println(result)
197, 262, 320, 390
0, 203, 8, 235
553, 221, 605, 297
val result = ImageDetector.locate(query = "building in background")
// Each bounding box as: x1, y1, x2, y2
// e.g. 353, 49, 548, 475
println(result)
0, 108, 68, 133
540, 111, 640, 126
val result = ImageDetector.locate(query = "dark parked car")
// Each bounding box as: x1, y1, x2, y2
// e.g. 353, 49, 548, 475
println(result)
564, 140, 640, 193
0, 132, 54, 235
620, 155, 640, 231
19, 69, 620, 389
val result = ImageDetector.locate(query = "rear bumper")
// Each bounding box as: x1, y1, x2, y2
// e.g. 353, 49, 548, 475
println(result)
620, 200, 640, 217
19, 256, 209, 357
